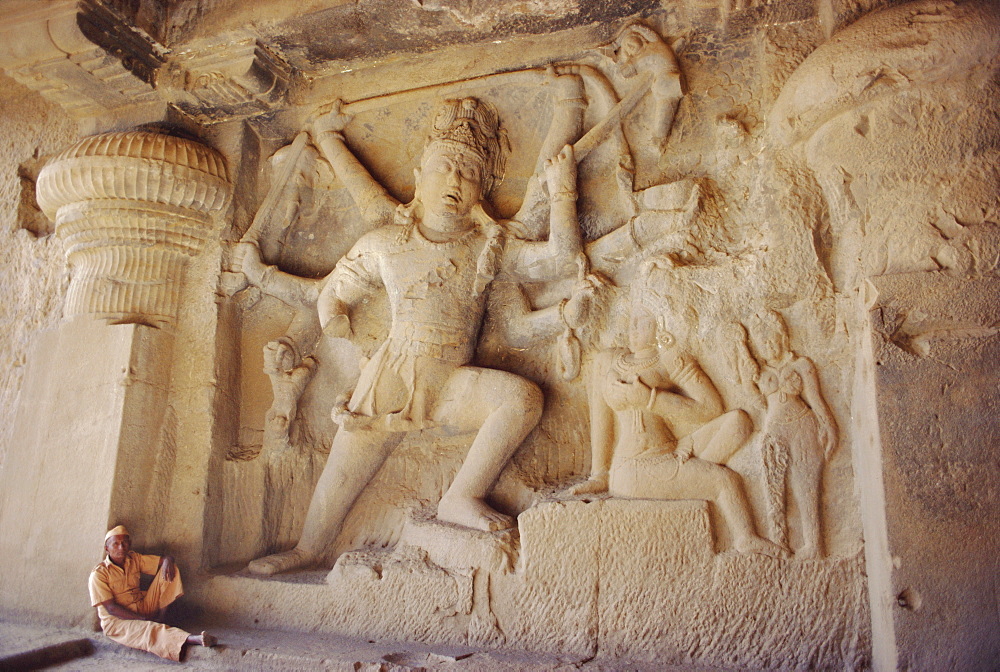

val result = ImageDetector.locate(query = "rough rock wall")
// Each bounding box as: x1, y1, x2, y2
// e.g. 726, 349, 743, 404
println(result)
0, 0, 997, 667
770, 1, 1000, 667
0, 72, 77, 468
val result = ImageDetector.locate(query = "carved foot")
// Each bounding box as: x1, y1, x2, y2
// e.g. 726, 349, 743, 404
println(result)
796, 544, 823, 559
437, 495, 515, 532
247, 548, 315, 576
563, 474, 609, 496
735, 535, 790, 559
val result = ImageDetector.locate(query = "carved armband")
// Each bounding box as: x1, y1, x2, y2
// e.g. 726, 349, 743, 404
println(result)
669, 358, 700, 387
551, 191, 578, 203
259, 264, 276, 291
316, 129, 346, 142
558, 298, 571, 328
556, 96, 587, 110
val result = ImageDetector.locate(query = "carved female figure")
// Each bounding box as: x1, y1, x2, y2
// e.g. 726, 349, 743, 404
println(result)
570, 296, 785, 558
745, 310, 838, 558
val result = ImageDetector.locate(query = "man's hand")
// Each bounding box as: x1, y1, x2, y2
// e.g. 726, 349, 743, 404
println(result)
564, 283, 595, 330
544, 144, 577, 198
159, 556, 176, 582
564, 254, 607, 330
100, 599, 144, 621
564, 472, 609, 496
675, 442, 694, 464
607, 376, 652, 410
548, 64, 585, 104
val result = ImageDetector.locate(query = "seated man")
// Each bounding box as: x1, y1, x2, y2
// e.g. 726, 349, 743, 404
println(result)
88, 525, 216, 661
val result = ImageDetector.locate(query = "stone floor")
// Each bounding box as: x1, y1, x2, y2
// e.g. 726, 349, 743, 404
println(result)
0, 618, 704, 671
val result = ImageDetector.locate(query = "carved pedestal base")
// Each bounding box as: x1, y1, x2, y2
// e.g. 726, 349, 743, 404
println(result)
197, 498, 869, 667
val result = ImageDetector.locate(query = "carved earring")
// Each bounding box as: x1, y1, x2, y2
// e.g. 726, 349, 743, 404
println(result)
657, 331, 675, 349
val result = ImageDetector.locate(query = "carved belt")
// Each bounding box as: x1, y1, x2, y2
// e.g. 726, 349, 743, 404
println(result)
388, 323, 472, 363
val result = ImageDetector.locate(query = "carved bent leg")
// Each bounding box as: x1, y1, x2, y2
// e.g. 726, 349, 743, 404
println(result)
248, 428, 404, 575
667, 458, 787, 558
432, 366, 544, 531
788, 448, 825, 558
684, 409, 753, 465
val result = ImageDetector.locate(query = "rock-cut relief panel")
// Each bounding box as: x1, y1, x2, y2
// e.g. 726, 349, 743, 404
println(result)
211, 21, 865, 664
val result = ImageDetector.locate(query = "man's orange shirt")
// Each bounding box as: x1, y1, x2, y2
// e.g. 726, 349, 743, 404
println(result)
88, 551, 160, 622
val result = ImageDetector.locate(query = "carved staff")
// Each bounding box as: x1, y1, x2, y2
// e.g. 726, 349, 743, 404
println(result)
244, 62, 649, 260
321, 63, 641, 157
240, 129, 312, 246
571, 72, 651, 162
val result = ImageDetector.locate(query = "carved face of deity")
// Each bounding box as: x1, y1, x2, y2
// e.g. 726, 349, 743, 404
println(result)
628, 304, 659, 355
749, 313, 791, 366
416, 144, 486, 229
753, 325, 789, 365
105, 534, 131, 567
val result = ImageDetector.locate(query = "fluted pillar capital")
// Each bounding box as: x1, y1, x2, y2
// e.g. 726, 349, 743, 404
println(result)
37, 131, 232, 326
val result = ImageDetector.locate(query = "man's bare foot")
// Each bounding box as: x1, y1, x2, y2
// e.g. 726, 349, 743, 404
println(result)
437, 494, 515, 532
247, 548, 315, 576
186, 631, 216, 647
735, 535, 789, 559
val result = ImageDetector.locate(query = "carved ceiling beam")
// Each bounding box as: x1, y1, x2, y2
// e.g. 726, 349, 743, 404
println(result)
0, 0, 300, 126
0, 0, 160, 119
159, 37, 298, 125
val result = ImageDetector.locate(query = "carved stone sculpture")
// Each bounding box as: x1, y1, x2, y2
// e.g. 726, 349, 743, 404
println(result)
566, 286, 785, 557
241, 95, 592, 575
261, 337, 316, 457
745, 309, 838, 557
609, 22, 683, 150
35, 131, 231, 326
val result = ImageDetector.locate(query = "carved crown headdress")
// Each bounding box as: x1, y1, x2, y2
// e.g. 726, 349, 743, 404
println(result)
425, 97, 510, 196
743, 309, 790, 351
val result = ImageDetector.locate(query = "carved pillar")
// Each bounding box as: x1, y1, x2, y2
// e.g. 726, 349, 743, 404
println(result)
36, 131, 231, 326
0, 131, 231, 627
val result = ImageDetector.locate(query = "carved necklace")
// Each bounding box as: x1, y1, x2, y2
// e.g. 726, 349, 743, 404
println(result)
614, 349, 659, 376
412, 220, 480, 250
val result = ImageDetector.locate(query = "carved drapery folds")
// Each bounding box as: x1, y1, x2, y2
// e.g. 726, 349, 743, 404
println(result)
36, 131, 231, 326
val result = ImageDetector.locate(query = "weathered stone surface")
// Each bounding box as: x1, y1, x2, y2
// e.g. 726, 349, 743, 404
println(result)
0, 319, 163, 626
0, 0, 997, 668
870, 272, 1000, 670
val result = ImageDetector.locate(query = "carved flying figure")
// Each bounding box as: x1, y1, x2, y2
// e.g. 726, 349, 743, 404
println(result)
609, 22, 683, 150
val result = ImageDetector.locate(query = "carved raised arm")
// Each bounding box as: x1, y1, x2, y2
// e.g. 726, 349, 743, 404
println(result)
649, 353, 725, 426
514, 66, 588, 233
311, 101, 400, 228
234, 241, 321, 309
